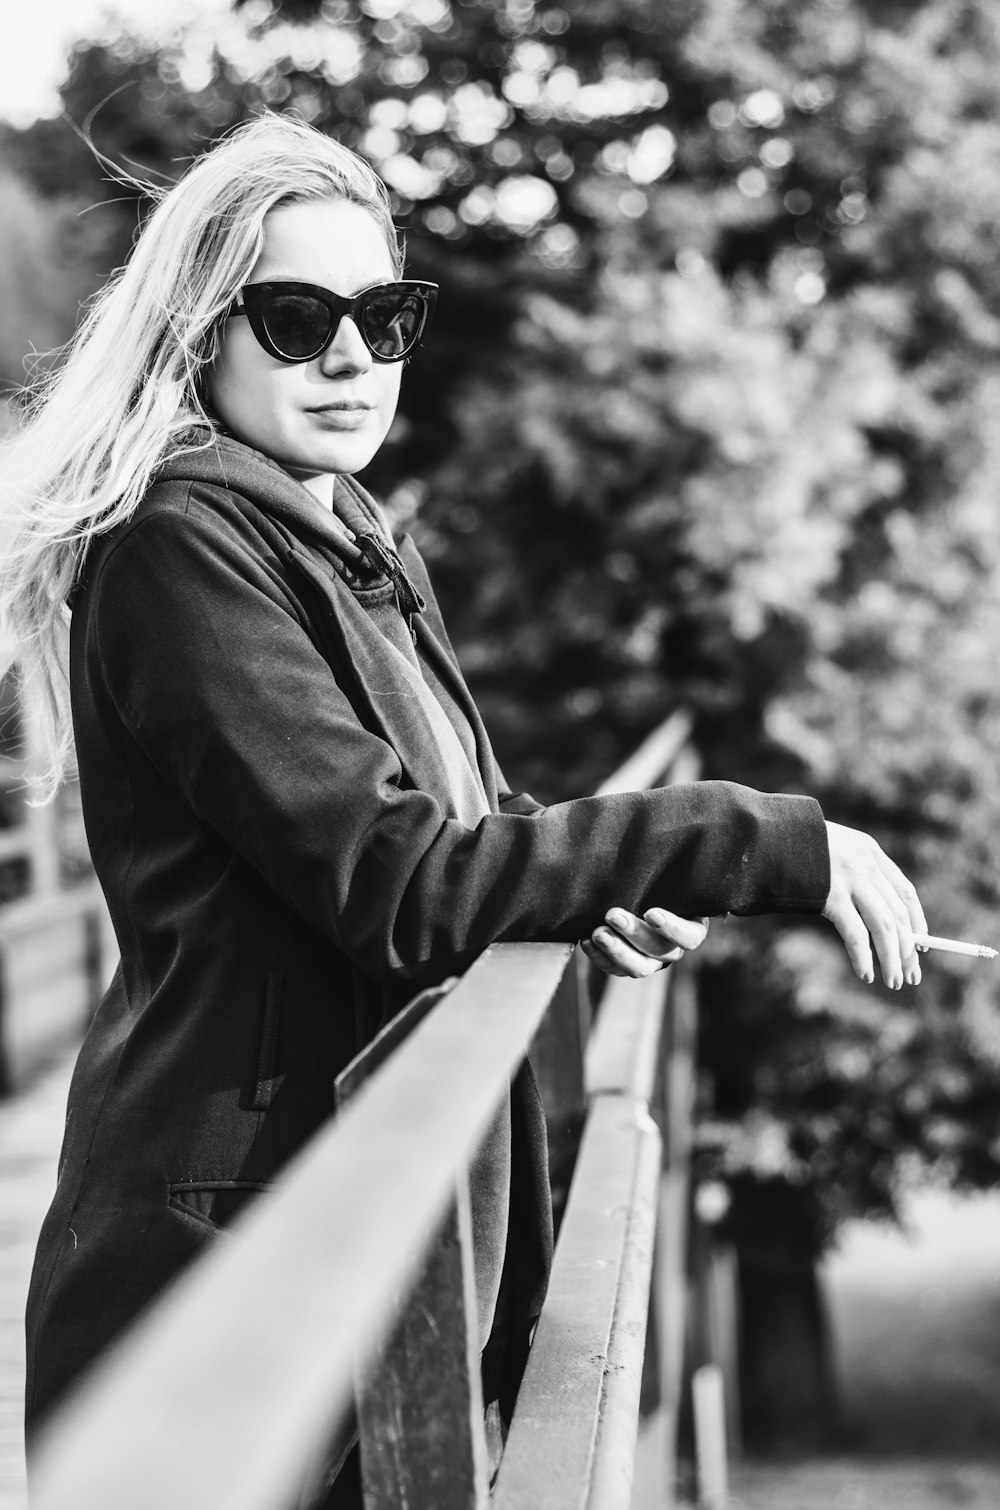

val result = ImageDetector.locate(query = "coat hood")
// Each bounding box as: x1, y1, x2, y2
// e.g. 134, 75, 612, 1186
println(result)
154, 428, 393, 570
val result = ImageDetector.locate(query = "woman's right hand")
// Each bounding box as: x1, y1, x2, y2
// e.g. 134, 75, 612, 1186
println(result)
822, 821, 927, 988
582, 907, 709, 979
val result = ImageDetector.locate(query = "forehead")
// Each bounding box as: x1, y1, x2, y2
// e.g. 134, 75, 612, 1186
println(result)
250, 198, 397, 294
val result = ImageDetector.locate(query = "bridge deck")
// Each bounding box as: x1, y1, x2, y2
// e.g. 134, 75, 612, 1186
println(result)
0, 1052, 75, 1510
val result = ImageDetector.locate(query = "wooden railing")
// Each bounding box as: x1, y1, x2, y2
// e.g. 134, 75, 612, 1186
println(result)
28, 711, 707, 1510
0, 741, 114, 1092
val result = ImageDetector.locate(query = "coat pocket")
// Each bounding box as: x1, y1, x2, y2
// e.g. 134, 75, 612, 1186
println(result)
167, 1179, 271, 1233
251, 973, 283, 1112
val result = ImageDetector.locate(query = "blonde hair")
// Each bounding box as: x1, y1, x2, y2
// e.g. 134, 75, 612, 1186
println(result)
0, 112, 401, 797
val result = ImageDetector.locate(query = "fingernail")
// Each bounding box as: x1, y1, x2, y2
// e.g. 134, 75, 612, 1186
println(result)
864, 970, 874, 985
645, 908, 666, 928
606, 909, 630, 931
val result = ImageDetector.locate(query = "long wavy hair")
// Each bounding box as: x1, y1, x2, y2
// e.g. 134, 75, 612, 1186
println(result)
0, 112, 401, 797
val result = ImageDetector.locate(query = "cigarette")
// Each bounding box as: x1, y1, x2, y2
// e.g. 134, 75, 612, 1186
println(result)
914, 932, 997, 960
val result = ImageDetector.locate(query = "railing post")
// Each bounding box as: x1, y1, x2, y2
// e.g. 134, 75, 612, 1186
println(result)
529, 946, 593, 1231
22, 703, 59, 896
648, 963, 699, 1507
356, 1175, 489, 1510
327, 979, 491, 1509
492, 1097, 662, 1510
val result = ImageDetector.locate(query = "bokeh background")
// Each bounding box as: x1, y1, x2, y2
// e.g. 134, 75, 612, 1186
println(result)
6, 0, 1000, 1490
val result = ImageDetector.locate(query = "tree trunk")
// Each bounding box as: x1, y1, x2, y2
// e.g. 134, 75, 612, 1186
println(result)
736, 1238, 840, 1452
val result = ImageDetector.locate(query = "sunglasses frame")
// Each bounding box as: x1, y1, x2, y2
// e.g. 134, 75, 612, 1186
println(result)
228, 279, 438, 365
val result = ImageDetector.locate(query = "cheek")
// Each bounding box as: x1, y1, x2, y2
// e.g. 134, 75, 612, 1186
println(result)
204, 324, 236, 403
204, 367, 232, 423
378, 367, 404, 424
207, 362, 286, 445
205, 329, 277, 430
204, 344, 244, 427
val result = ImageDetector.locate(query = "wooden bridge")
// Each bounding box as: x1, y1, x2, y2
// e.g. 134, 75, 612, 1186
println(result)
0, 710, 738, 1510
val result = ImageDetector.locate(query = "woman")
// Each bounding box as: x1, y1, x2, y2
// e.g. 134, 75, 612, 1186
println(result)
1, 114, 923, 1494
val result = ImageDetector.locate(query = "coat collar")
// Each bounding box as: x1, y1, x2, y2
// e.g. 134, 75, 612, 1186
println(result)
156, 429, 391, 568
156, 429, 500, 814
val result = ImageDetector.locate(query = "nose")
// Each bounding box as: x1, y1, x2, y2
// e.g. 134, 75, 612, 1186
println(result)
318, 315, 373, 376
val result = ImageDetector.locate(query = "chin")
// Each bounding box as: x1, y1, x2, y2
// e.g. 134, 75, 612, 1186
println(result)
307, 434, 386, 477
282, 447, 371, 481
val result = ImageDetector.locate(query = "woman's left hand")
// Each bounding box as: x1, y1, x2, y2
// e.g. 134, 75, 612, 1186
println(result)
581, 907, 710, 979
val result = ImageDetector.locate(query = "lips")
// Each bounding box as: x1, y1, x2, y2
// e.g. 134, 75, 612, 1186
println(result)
307, 403, 374, 430
308, 402, 374, 414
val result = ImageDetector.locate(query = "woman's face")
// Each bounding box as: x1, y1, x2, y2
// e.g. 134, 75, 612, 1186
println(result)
206, 197, 403, 501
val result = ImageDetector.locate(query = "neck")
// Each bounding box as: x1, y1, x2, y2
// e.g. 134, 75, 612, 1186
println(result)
295, 472, 335, 509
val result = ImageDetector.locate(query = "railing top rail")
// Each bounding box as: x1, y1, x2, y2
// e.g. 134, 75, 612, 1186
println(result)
585, 968, 671, 1107
0, 879, 104, 937
31, 941, 574, 1510
595, 709, 694, 797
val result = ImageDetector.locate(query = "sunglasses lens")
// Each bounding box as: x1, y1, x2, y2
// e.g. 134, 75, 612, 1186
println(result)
361, 289, 428, 360
261, 294, 332, 360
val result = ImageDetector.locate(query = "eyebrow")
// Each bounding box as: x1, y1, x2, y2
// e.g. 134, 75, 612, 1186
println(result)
248, 275, 398, 299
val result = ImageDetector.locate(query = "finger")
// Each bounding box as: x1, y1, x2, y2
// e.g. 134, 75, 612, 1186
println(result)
841, 838, 922, 986
851, 879, 905, 989
823, 889, 876, 984
871, 846, 928, 939
643, 908, 710, 950
591, 925, 674, 977
583, 934, 649, 979
580, 937, 630, 978
605, 907, 705, 958
604, 909, 680, 960
824, 823, 924, 989
595, 926, 678, 975
868, 869, 921, 986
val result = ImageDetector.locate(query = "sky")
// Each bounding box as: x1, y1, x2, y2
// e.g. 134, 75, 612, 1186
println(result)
0, 0, 231, 126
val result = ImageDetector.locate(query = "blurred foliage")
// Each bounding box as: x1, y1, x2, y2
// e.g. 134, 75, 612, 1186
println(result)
0, 171, 105, 388
5, 0, 1000, 1261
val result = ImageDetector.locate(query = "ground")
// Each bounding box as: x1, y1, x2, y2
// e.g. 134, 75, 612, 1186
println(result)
728, 1457, 1000, 1509
717, 1189, 1000, 1509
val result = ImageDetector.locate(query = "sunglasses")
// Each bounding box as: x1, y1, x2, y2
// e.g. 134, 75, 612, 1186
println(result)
228, 279, 438, 365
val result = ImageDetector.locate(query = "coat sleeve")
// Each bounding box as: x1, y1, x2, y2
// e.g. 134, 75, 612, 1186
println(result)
494, 767, 544, 819
91, 498, 830, 988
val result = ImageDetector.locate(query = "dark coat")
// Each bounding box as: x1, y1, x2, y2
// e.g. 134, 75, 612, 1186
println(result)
25, 433, 830, 1431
